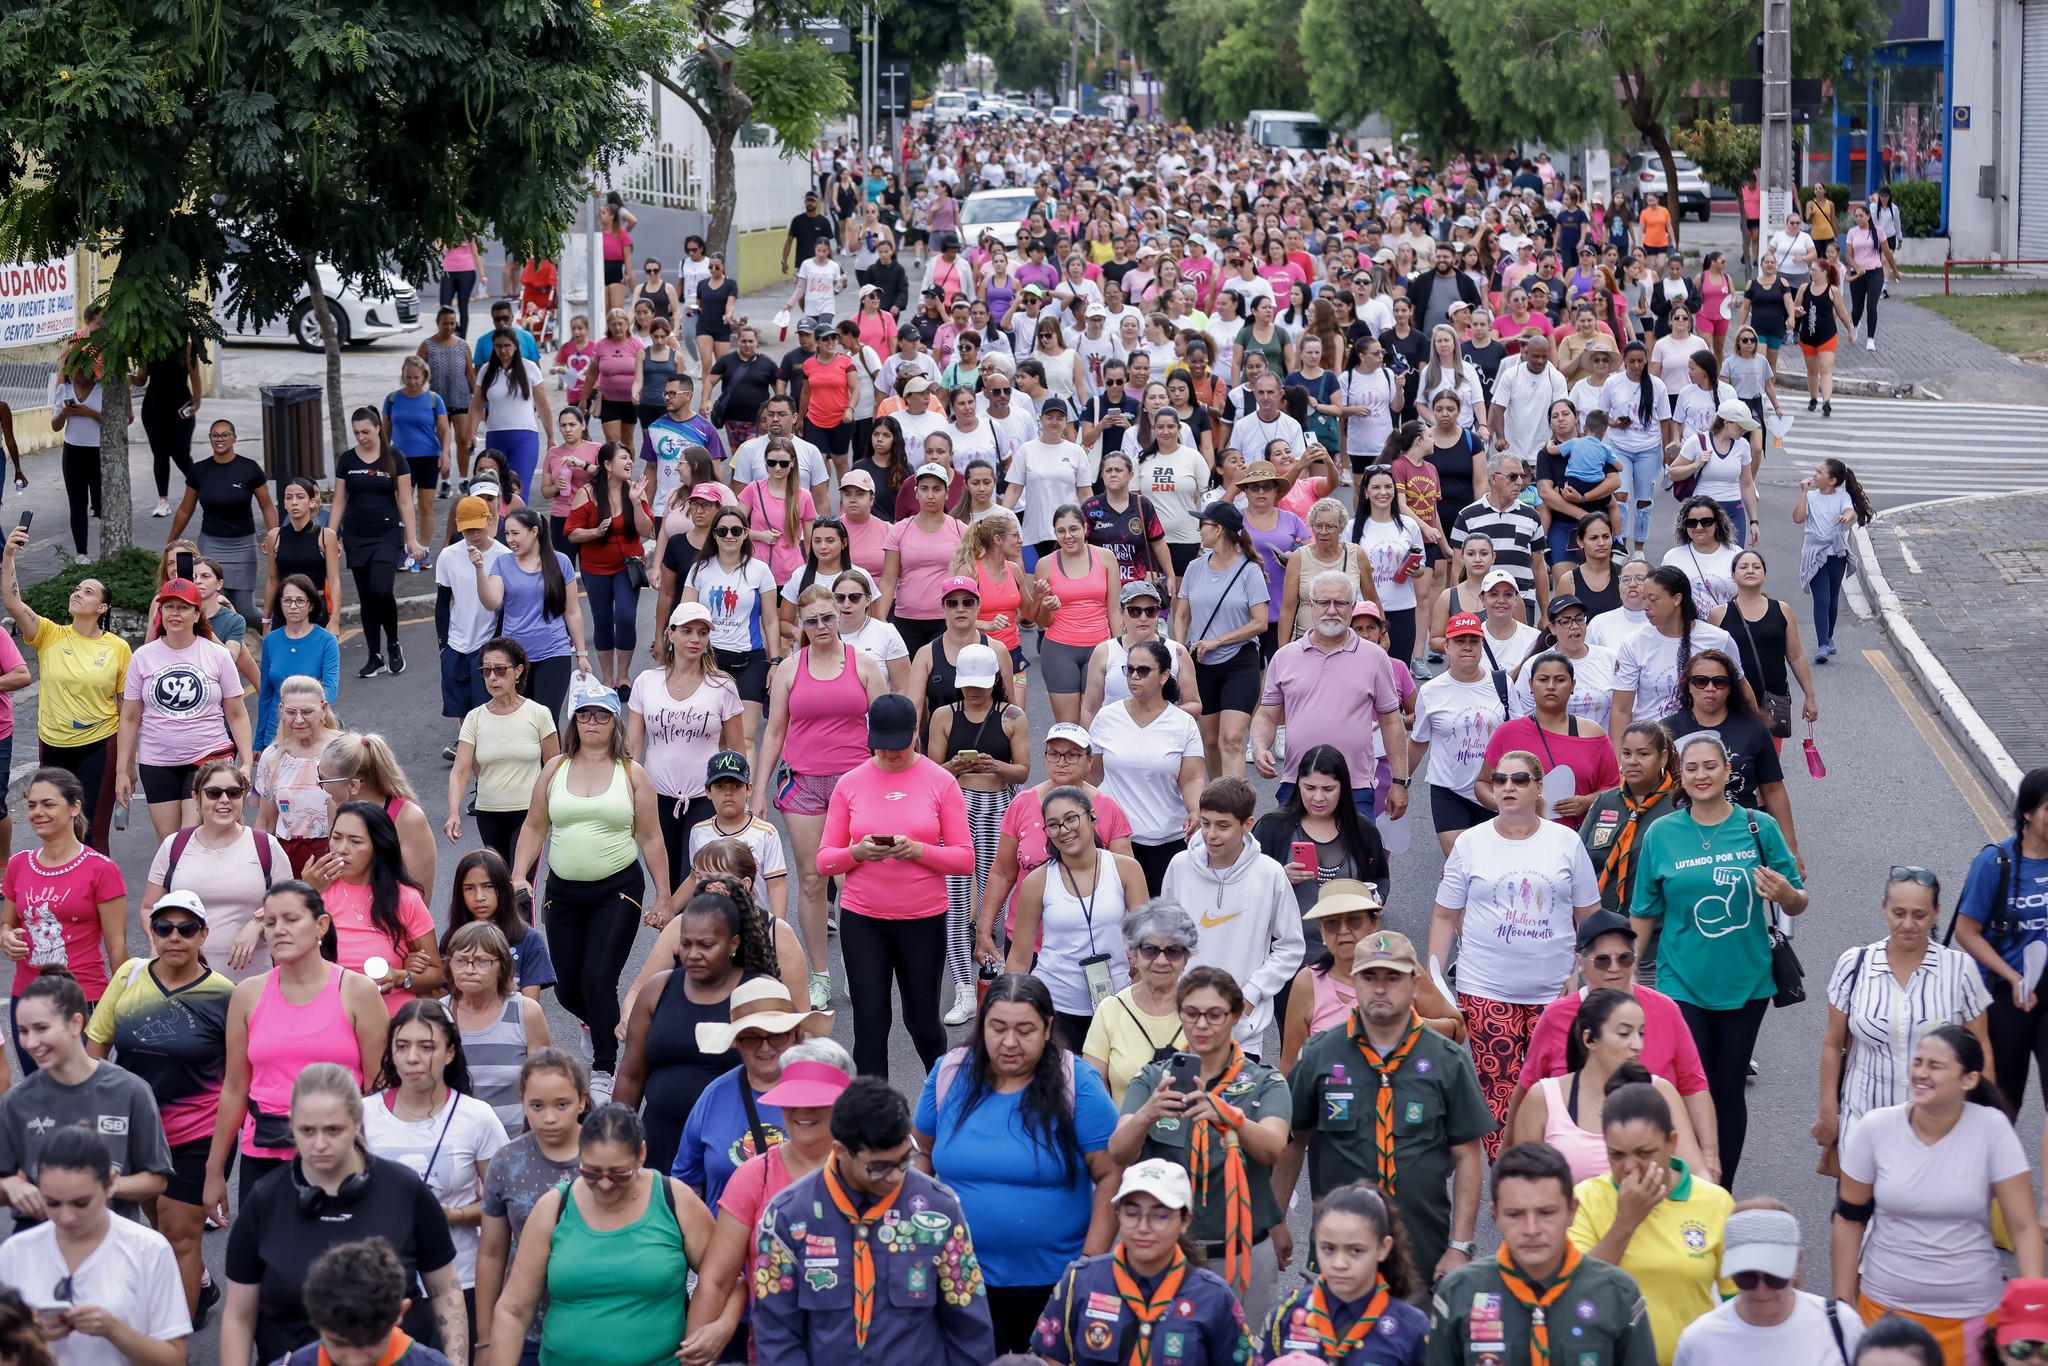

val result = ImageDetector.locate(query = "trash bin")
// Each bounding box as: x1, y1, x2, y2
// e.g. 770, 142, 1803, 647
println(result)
261, 384, 325, 500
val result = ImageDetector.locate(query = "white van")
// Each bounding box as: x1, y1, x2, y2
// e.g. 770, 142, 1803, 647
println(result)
1245, 110, 1330, 152
931, 92, 970, 124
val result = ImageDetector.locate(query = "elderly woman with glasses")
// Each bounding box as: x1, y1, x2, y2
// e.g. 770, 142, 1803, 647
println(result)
1080, 900, 1199, 1107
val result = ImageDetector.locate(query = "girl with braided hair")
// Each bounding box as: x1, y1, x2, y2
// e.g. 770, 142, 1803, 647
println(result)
1607, 564, 1745, 750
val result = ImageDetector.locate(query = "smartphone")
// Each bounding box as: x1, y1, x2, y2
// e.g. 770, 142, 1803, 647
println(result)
14, 511, 28, 532
1166, 1051, 1203, 1095
176, 549, 195, 580
1291, 840, 1317, 870
956, 749, 981, 763
34, 1303, 69, 1327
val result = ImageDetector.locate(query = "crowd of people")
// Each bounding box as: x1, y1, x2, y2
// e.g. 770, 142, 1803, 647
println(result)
0, 113, 2028, 1366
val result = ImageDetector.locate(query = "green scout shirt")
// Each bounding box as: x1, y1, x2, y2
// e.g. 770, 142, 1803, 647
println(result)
1120, 1056, 1291, 1244
1579, 787, 1681, 913
1286, 1018, 1495, 1273
1425, 1254, 1660, 1366
1629, 806, 1803, 1011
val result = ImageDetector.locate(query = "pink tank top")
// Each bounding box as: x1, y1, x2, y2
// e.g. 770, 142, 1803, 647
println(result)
1309, 966, 1356, 1034
1539, 1074, 1614, 1183
975, 557, 1023, 651
785, 647, 872, 777
1045, 548, 1113, 647
244, 965, 362, 1157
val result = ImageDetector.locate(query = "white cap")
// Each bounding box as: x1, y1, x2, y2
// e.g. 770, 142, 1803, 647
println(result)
1480, 568, 1519, 593
914, 462, 952, 484
1720, 1207, 1801, 1280
953, 643, 1001, 689
1044, 722, 1092, 750
1715, 398, 1762, 432
152, 889, 210, 925
669, 601, 713, 628
1114, 1159, 1194, 1211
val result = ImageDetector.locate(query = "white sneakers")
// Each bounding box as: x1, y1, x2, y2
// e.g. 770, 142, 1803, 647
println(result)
943, 991, 976, 1026
1865, 338, 1877, 351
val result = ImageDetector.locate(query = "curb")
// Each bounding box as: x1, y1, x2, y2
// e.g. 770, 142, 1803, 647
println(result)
1853, 505, 2028, 802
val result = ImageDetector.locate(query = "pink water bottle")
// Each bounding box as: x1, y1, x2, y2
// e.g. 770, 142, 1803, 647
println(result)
1804, 729, 1827, 780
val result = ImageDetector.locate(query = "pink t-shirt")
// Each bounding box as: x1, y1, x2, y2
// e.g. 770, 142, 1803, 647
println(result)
322, 879, 436, 1015
844, 515, 890, 578
590, 336, 644, 404
739, 482, 818, 582
555, 340, 596, 403
719, 1145, 798, 1282
883, 516, 966, 619
122, 636, 244, 767
1480, 717, 1621, 829
628, 670, 743, 800
544, 440, 600, 516
1517, 983, 1710, 1096
817, 756, 975, 920
1257, 633, 1402, 785
0, 628, 23, 739
2, 847, 124, 999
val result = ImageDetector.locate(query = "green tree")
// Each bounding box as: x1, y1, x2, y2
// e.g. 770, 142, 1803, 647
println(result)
1299, 0, 1509, 158
876, 0, 1012, 85
1674, 116, 1762, 196
983, 0, 1070, 95
1120, 0, 1306, 128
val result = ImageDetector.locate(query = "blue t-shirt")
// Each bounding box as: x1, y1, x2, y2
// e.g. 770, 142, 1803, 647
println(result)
914, 1059, 1118, 1287
1956, 838, 2048, 977
1561, 435, 1620, 485
488, 552, 577, 662
383, 388, 448, 463
473, 329, 542, 367
509, 928, 557, 992
672, 1065, 784, 1210
255, 626, 341, 748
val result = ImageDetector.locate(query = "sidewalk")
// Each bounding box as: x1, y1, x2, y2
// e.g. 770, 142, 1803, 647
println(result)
1774, 296, 2048, 405
1858, 488, 2048, 784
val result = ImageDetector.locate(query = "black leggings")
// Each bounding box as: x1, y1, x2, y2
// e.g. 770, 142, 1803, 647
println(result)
655, 793, 715, 898
39, 736, 116, 854
475, 809, 524, 868
1985, 978, 2048, 1116
840, 909, 948, 1077
351, 561, 400, 657
1130, 837, 1185, 896
985, 1283, 1057, 1357
62, 443, 102, 555
142, 406, 195, 500
1676, 996, 1770, 1189
543, 861, 645, 1072
1385, 606, 1417, 667
523, 655, 574, 725
1848, 270, 1881, 339
440, 271, 478, 336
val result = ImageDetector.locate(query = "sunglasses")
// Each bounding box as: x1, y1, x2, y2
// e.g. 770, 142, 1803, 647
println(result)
1135, 943, 1190, 962
579, 1167, 638, 1187
765, 459, 793, 469
1685, 517, 1719, 529
202, 786, 246, 802
480, 663, 518, 677
833, 591, 867, 604
1498, 771, 1538, 787
1731, 1271, 1790, 1292
715, 527, 748, 539
1124, 604, 1160, 617
799, 615, 835, 629
1122, 665, 1156, 678
942, 597, 978, 610
2004, 1346, 2048, 1362
985, 386, 1012, 396
1586, 951, 1637, 970
1686, 674, 1733, 690
150, 918, 205, 939
1890, 865, 1938, 887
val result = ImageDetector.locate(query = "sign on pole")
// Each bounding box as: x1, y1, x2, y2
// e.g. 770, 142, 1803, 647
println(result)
0, 255, 77, 346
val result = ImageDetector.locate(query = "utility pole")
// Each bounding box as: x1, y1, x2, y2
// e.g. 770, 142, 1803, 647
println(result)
1069, 3, 1080, 109
1760, 0, 1793, 237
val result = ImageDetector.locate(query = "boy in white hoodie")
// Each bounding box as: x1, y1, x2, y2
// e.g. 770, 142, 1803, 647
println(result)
1161, 777, 1304, 1050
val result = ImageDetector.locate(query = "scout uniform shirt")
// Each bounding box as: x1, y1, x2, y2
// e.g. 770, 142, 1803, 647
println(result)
1256, 1277, 1431, 1364
1035, 1250, 1254, 1366
1120, 1054, 1292, 1247
1567, 1161, 1733, 1366
1425, 1254, 1659, 1366
1286, 1018, 1496, 1275
751, 1165, 995, 1366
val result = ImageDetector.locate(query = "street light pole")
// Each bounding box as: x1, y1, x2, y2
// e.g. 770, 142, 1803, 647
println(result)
1761, 0, 1794, 235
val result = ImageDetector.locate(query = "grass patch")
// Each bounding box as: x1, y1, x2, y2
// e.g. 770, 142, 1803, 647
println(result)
1914, 289, 2048, 355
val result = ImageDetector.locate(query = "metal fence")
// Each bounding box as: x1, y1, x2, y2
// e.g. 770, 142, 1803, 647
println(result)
0, 337, 64, 410
611, 145, 709, 213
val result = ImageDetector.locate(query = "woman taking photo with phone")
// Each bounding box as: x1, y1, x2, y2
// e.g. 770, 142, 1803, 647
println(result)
564, 442, 653, 694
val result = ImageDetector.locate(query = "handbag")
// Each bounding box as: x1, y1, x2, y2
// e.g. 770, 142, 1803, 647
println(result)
623, 554, 650, 592
1746, 810, 1806, 1008
1725, 594, 1793, 738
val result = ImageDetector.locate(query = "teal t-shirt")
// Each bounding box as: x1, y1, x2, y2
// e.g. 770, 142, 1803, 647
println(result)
1630, 805, 1803, 1009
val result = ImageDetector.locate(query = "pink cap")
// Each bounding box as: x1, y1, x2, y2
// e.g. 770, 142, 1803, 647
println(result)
758, 1059, 852, 1109
839, 469, 876, 493
688, 482, 725, 503
938, 574, 981, 601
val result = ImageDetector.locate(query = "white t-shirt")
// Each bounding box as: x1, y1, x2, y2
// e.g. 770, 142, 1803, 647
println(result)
1228, 410, 1305, 460
1672, 1293, 1865, 1366
1007, 439, 1088, 543
436, 540, 512, 654
1598, 372, 1673, 455
731, 434, 829, 490
796, 258, 846, 317
1662, 543, 1740, 613
1436, 818, 1602, 1003
1337, 368, 1399, 457
1411, 673, 1507, 800
686, 556, 781, 653
1493, 360, 1569, 458
1479, 620, 1542, 675
893, 407, 949, 456
1612, 620, 1743, 723
363, 1090, 509, 1288
53, 381, 103, 447
1840, 1101, 2030, 1318
1587, 606, 1647, 651
1770, 230, 1816, 280
1353, 513, 1426, 612
0, 1215, 190, 1366
629, 671, 744, 800
481, 359, 548, 436
687, 815, 789, 908
839, 615, 907, 666
1140, 446, 1211, 542
1090, 701, 1203, 844
948, 419, 999, 474
1510, 643, 1618, 729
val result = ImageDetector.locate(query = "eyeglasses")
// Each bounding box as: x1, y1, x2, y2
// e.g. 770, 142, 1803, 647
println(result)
1551, 614, 1588, 628
1731, 1271, 1791, 1292
1890, 866, 1939, 887
580, 1166, 639, 1187
1178, 1006, 1231, 1026
715, 527, 749, 539
833, 591, 867, 604
1117, 1202, 1183, 1227
1122, 664, 1156, 678
480, 663, 518, 677
1309, 597, 1354, 611
1498, 771, 1538, 787
856, 1143, 919, 1181
1586, 951, 1638, 970
150, 918, 204, 939
449, 954, 498, 970
942, 597, 978, 610
1685, 517, 1719, 529
1135, 942, 1190, 963
282, 706, 321, 720
1686, 674, 1733, 690
202, 786, 245, 802
1044, 813, 1089, 834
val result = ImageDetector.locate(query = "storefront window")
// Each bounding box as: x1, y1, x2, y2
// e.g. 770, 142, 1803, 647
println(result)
1875, 66, 1946, 185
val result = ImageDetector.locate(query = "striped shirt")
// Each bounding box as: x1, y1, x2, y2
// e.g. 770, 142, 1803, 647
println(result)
454, 995, 530, 1134
1827, 937, 1992, 1132
1449, 496, 1546, 609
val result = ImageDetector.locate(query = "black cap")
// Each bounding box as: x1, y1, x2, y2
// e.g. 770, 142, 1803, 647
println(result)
1038, 396, 1069, 419
1575, 909, 1637, 952
1199, 501, 1244, 535
1547, 593, 1587, 620
867, 693, 918, 750
706, 750, 751, 785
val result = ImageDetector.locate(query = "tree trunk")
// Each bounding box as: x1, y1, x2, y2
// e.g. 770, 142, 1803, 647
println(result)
301, 251, 347, 475
1647, 121, 1684, 251
97, 375, 134, 555
706, 123, 742, 262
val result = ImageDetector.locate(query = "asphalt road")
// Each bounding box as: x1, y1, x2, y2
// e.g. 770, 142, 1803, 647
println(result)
2, 219, 2032, 1355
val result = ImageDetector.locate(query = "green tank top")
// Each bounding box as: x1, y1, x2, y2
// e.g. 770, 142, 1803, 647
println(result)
545, 760, 638, 881
541, 1175, 690, 1365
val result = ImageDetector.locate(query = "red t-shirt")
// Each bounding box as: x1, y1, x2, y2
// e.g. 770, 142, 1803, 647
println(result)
566, 494, 654, 576
1517, 984, 1710, 1095
4, 846, 125, 999
801, 354, 856, 430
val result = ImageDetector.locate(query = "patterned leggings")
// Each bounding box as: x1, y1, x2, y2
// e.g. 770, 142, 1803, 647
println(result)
946, 784, 1014, 990
1460, 994, 1546, 1158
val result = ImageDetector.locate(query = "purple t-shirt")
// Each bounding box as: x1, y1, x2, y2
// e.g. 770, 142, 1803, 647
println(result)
123, 637, 243, 766
1245, 509, 1309, 615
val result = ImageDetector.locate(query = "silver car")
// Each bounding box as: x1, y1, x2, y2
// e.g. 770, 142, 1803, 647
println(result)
216, 261, 422, 352
1620, 150, 1712, 221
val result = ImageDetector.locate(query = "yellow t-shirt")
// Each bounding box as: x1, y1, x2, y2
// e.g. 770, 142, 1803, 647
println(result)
1569, 1161, 1734, 1365
1080, 987, 1185, 1108
458, 697, 559, 812
28, 619, 131, 747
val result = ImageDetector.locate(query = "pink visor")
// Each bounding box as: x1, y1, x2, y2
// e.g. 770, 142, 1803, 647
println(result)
758, 1060, 851, 1109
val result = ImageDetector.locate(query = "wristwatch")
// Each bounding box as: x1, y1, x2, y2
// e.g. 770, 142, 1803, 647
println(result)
1391, 777, 1411, 788
1447, 1240, 1478, 1257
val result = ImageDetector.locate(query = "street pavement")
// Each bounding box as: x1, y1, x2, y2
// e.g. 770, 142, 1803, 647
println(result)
0, 239, 2039, 1354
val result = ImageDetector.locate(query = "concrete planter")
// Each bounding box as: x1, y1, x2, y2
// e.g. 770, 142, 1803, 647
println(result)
1894, 236, 1950, 267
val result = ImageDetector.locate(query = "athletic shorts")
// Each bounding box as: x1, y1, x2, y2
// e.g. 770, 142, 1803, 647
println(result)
803, 419, 853, 457
139, 752, 234, 805
715, 646, 770, 704
164, 1137, 231, 1207
1038, 638, 1095, 694
1799, 336, 1838, 357
775, 769, 841, 816
1430, 785, 1491, 835
1756, 330, 1785, 352
406, 455, 442, 491
604, 259, 624, 286
599, 398, 638, 425
1192, 649, 1260, 716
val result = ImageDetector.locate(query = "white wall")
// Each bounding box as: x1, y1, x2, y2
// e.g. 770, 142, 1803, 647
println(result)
1946, 0, 2028, 256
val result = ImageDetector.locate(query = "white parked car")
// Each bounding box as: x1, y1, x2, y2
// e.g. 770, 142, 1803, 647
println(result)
216, 262, 422, 352
959, 188, 1044, 251
929, 92, 970, 124
1049, 106, 1078, 124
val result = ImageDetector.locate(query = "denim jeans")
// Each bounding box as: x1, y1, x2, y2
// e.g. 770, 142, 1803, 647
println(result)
1810, 552, 1850, 648
1616, 445, 1663, 546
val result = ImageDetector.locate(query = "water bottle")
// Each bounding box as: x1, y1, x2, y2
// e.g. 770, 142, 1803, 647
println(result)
1804, 730, 1827, 780
112, 797, 128, 832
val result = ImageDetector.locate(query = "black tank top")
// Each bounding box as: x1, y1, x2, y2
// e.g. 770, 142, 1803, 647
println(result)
1723, 596, 1791, 696
1427, 431, 1482, 514
1571, 556, 1623, 618
942, 700, 1015, 764
921, 631, 1006, 746
640, 969, 744, 1134
637, 280, 674, 322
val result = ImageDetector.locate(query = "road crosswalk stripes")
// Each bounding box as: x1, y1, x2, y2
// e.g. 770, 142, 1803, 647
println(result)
1762, 396, 2048, 504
